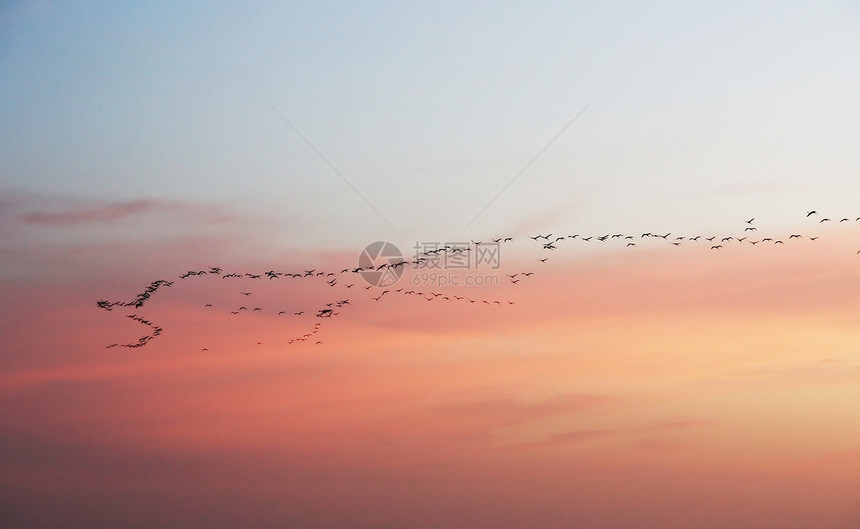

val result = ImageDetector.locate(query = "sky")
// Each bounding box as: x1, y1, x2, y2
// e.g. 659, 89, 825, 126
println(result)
2, 1, 860, 528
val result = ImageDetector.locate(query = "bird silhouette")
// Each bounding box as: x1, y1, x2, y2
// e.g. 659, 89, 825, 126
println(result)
98, 207, 860, 350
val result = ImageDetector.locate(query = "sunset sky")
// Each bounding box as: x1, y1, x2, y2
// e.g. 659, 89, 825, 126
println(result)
2, 2, 860, 528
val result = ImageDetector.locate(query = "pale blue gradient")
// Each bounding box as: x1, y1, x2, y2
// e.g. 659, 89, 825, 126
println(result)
2, 1, 859, 249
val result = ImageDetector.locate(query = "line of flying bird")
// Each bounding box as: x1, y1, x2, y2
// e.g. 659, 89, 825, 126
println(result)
96, 210, 860, 349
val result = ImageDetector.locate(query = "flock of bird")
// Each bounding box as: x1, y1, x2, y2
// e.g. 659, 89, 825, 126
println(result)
96, 253, 528, 349
104, 314, 163, 349
96, 210, 860, 350
522, 212, 860, 255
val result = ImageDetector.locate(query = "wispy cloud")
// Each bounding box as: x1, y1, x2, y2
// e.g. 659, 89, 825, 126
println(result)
1, 190, 249, 230
0, 190, 300, 279
19, 199, 164, 226
519, 419, 709, 449
14, 195, 246, 227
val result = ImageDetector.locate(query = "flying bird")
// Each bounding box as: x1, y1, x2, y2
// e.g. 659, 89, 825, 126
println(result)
104, 205, 860, 351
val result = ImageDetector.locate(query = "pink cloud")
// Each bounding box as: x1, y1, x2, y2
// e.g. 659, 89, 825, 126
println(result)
19, 199, 163, 225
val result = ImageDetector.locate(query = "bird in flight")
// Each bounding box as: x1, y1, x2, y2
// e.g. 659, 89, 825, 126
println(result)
99, 206, 860, 350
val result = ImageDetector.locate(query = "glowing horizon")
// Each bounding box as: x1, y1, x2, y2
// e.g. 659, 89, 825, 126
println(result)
3, 1, 860, 527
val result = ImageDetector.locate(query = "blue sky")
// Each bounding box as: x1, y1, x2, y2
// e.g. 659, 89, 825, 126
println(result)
2, 1, 859, 249
4, 5, 860, 528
